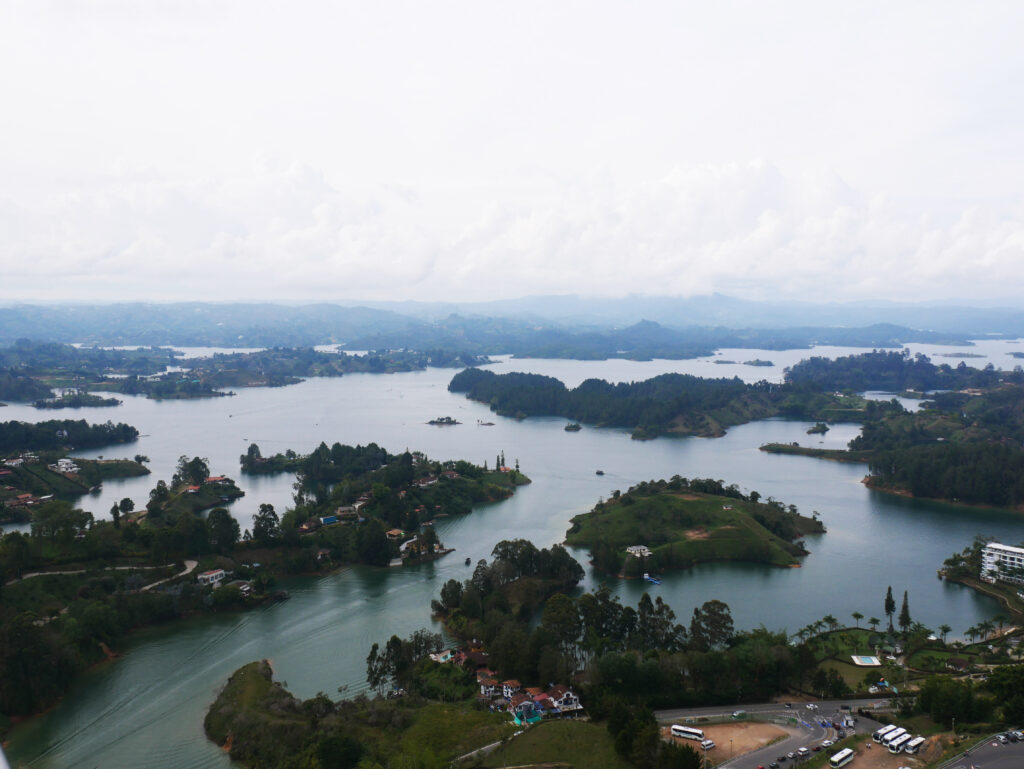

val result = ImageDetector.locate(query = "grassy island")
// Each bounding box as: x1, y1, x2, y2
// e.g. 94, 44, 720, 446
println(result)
566, 477, 825, 575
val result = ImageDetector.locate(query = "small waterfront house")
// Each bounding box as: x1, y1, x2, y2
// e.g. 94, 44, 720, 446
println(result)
198, 569, 226, 586
502, 679, 521, 699
625, 545, 652, 559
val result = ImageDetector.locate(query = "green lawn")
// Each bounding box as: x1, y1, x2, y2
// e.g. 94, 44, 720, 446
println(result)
566, 491, 811, 573
402, 703, 514, 761
481, 720, 633, 769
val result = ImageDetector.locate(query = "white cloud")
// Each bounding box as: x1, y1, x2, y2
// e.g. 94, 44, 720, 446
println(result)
2, 159, 1024, 304
3, 2, 1024, 306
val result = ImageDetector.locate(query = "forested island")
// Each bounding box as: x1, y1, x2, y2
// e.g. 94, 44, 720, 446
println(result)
765, 351, 1024, 509
449, 367, 867, 439
0, 340, 491, 404
0, 440, 531, 723
566, 477, 825, 575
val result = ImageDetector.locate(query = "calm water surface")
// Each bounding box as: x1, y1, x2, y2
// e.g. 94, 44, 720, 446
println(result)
6, 347, 1024, 768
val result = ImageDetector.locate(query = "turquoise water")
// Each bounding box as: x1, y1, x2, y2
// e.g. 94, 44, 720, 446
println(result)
5, 345, 1024, 767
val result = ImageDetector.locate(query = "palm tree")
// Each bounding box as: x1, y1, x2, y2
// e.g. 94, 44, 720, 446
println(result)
939, 624, 952, 644
852, 611, 863, 629
993, 613, 1008, 634
977, 619, 995, 641
965, 625, 977, 643
868, 617, 880, 632
823, 614, 839, 633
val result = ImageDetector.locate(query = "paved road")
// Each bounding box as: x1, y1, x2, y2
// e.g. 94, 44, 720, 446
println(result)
940, 735, 1024, 769
5, 561, 195, 586
141, 559, 198, 591
656, 699, 890, 769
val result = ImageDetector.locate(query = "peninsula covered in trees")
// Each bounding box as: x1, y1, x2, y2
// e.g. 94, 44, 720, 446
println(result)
0, 440, 531, 722
763, 351, 1024, 508
566, 478, 825, 575
449, 367, 865, 439
0, 339, 491, 404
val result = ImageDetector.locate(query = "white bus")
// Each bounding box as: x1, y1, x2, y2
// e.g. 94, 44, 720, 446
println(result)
670, 725, 705, 741
882, 728, 907, 747
888, 734, 912, 754
872, 724, 897, 742
829, 747, 855, 768
904, 736, 926, 754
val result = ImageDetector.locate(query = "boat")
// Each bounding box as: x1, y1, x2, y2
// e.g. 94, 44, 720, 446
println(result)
465, 557, 471, 566
595, 470, 604, 475
643, 572, 661, 585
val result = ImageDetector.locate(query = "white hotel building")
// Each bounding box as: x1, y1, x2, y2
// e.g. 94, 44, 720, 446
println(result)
980, 542, 1024, 585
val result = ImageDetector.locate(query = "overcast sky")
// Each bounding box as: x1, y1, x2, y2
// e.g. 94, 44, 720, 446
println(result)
3, 1, 1024, 306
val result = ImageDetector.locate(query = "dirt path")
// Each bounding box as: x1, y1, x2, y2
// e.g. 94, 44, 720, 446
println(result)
663, 722, 790, 759
6, 560, 199, 588
141, 559, 198, 591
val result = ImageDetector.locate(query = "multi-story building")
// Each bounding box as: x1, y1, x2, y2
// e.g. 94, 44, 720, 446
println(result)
980, 542, 1024, 585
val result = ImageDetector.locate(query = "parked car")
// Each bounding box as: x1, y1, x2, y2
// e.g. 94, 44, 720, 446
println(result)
822, 739, 834, 747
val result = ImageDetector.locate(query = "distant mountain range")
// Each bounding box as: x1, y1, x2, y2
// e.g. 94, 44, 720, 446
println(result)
1, 295, 1021, 355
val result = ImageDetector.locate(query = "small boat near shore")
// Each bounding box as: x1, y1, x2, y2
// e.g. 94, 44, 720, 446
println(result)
643, 572, 661, 585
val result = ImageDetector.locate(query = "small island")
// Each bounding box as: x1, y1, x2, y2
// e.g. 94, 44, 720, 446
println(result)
807, 422, 829, 434
427, 416, 460, 425
564, 422, 581, 431
742, 358, 774, 367
566, 477, 825, 576
33, 389, 123, 409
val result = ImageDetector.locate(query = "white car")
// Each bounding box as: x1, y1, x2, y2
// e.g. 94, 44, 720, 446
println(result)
821, 740, 834, 747
805, 703, 818, 710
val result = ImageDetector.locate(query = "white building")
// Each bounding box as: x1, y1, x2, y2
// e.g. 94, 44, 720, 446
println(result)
626, 545, 652, 558
198, 569, 226, 586
981, 542, 1024, 585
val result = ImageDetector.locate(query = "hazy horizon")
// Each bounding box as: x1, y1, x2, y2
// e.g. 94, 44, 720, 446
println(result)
4, 2, 1024, 305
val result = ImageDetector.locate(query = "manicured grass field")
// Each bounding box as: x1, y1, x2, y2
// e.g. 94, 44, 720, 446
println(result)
402, 702, 513, 761
481, 720, 633, 769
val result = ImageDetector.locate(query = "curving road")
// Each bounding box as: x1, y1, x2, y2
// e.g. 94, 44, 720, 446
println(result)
939, 735, 1024, 769
656, 699, 889, 769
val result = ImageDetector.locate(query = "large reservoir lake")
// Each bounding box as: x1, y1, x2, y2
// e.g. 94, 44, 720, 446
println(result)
6, 341, 1024, 768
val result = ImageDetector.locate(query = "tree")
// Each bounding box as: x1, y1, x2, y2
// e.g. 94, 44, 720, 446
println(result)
118, 498, 134, 513
174, 455, 210, 487
109, 503, 121, 529
542, 592, 582, 665
251, 504, 280, 547
851, 611, 863, 628
938, 624, 952, 643
868, 617, 880, 632
30, 501, 92, 544
884, 586, 896, 631
898, 591, 912, 635
689, 600, 734, 651
206, 508, 240, 553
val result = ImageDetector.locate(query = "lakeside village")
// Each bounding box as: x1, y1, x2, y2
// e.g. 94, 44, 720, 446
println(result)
425, 646, 583, 726
1, 453, 85, 511
294, 467, 516, 566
